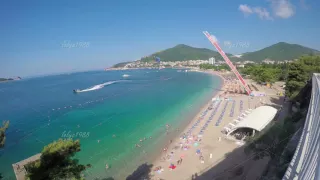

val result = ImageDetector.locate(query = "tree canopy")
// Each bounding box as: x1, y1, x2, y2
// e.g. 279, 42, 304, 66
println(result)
240, 63, 288, 84
285, 55, 320, 98
0, 121, 9, 180
0, 120, 9, 148
25, 139, 90, 180
199, 63, 230, 71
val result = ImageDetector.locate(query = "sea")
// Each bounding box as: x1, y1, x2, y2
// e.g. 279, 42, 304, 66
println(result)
0, 68, 222, 179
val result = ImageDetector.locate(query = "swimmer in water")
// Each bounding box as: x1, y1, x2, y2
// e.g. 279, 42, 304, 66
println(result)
97, 140, 100, 143
112, 134, 116, 138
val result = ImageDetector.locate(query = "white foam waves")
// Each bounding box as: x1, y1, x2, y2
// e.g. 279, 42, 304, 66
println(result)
78, 80, 128, 92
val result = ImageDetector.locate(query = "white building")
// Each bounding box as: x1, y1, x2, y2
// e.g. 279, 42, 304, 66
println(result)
209, 57, 215, 65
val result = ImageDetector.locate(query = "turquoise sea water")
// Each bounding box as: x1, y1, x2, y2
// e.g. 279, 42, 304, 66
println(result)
0, 69, 221, 179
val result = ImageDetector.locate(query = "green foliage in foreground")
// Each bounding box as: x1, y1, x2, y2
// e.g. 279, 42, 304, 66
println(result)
0, 121, 9, 148
285, 55, 320, 98
0, 121, 9, 180
25, 139, 90, 180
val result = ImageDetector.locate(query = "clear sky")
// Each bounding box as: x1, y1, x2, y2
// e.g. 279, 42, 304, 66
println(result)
1, 0, 319, 77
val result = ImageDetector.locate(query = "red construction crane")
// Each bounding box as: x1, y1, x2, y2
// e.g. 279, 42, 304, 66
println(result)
203, 31, 251, 95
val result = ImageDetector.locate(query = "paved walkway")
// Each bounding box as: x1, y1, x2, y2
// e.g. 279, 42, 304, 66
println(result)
12, 153, 41, 180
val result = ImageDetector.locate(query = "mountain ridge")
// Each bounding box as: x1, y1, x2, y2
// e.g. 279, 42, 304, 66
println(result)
139, 44, 233, 62
239, 42, 320, 62
112, 42, 320, 67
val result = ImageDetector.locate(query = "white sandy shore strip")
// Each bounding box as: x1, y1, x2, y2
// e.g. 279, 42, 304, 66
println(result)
149, 73, 261, 180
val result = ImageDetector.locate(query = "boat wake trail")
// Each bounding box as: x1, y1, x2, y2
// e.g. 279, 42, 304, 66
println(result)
77, 80, 128, 93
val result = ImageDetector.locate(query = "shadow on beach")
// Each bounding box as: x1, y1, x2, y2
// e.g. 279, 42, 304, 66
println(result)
190, 146, 250, 180
189, 142, 274, 180
126, 163, 153, 180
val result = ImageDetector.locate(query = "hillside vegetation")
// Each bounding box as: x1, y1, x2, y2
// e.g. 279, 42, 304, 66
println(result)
240, 42, 319, 62
112, 42, 319, 67
140, 44, 233, 62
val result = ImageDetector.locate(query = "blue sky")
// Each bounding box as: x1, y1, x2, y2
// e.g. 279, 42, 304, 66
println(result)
1, 0, 319, 77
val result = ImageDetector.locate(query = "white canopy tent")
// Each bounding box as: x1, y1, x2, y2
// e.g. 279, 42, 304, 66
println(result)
227, 106, 278, 136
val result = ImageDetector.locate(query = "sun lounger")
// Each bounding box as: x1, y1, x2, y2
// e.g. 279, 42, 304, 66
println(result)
233, 119, 240, 123
223, 127, 231, 132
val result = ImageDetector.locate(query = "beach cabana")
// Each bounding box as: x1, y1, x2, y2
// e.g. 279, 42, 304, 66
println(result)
227, 106, 277, 137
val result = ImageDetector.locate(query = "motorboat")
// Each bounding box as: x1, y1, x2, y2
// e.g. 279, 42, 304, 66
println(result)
122, 74, 130, 78
73, 89, 81, 93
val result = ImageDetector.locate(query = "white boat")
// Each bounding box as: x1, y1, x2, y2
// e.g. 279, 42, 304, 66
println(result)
73, 89, 81, 93
122, 74, 130, 78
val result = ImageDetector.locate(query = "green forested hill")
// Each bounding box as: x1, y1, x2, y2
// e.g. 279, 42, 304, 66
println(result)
240, 42, 320, 62
112, 42, 320, 67
140, 44, 233, 62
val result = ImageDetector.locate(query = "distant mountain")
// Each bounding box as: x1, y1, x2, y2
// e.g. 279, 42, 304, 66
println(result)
239, 42, 320, 62
112, 61, 132, 68
0, 77, 21, 82
111, 42, 320, 68
140, 44, 233, 62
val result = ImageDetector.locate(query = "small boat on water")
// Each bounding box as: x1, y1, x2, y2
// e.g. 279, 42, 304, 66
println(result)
122, 74, 130, 78
73, 89, 81, 93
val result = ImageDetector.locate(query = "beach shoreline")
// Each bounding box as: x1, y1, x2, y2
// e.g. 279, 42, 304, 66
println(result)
147, 70, 227, 178
147, 70, 269, 180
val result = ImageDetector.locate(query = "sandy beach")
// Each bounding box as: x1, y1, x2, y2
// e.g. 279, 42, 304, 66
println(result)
147, 71, 281, 180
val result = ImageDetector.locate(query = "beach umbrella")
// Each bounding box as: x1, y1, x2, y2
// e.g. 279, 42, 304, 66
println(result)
194, 142, 199, 147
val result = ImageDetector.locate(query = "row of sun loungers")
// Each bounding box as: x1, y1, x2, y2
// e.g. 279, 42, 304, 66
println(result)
239, 100, 244, 113
184, 101, 214, 137
215, 101, 229, 126
229, 100, 235, 117
199, 101, 222, 135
